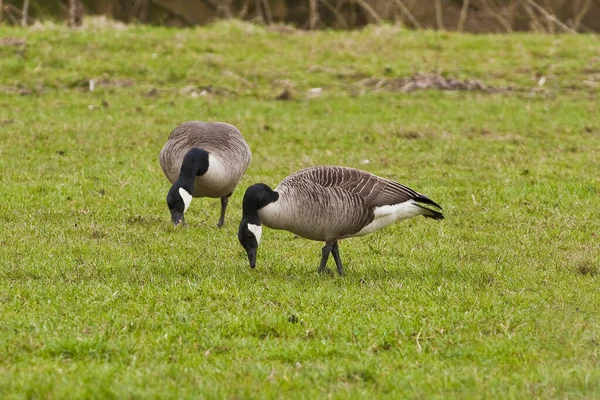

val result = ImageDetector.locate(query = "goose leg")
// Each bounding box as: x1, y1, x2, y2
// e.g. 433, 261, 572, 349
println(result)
217, 192, 232, 228
331, 241, 344, 276
318, 243, 334, 275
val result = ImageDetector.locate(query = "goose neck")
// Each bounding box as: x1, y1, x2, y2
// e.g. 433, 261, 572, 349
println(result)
242, 204, 260, 220
242, 183, 279, 220
176, 148, 210, 192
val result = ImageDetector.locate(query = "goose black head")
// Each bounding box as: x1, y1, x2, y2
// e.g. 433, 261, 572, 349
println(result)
167, 185, 192, 226
238, 183, 279, 268
238, 219, 261, 268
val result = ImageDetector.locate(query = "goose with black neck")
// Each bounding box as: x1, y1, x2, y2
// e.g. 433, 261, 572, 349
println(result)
160, 121, 252, 227
238, 166, 444, 275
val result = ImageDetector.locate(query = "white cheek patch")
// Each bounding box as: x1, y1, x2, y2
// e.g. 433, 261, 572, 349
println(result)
247, 223, 262, 245
179, 187, 193, 213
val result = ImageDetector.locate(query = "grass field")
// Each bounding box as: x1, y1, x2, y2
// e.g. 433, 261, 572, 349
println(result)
1, 20, 599, 399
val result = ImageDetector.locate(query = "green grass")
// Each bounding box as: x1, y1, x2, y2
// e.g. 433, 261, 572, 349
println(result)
1, 19, 599, 399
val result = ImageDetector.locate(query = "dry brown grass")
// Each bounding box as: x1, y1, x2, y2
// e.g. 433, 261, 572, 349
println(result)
355, 73, 491, 93
2, 0, 599, 32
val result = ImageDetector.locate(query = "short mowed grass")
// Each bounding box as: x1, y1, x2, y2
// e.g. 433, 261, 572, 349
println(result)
1, 20, 599, 399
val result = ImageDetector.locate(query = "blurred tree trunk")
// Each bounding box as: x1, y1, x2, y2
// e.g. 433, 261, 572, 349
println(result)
457, 0, 468, 31
69, 0, 82, 26
21, 0, 29, 26
309, 0, 318, 29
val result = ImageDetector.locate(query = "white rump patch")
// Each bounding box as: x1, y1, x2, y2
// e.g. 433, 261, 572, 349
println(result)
179, 187, 192, 213
354, 201, 424, 237
247, 223, 262, 245
372, 201, 423, 220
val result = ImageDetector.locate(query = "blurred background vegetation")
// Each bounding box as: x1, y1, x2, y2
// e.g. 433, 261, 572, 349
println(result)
0, 0, 598, 33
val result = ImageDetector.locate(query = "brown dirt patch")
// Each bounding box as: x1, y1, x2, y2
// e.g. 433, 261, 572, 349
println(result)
357, 73, 491, 93
0, 37, 27, 47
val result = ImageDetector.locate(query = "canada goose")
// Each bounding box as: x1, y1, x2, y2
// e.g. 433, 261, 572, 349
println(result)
238, 166, 443, 275
159, 121, 251, 227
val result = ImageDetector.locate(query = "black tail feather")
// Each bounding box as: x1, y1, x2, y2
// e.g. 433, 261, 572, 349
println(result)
416, 205, 444, 220
413, 195, 443, 211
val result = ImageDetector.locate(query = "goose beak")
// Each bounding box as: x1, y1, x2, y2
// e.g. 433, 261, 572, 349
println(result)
246, 247, 257, 268
171, 210, 185, 227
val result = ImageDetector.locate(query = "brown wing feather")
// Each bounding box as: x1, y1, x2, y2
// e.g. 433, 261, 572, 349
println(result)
165, 121, 240, 151
159, 121, 251, 185
286, 166, 420, 207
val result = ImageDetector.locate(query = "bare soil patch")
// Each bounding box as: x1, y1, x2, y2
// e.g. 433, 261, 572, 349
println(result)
356, 73, 491, 93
